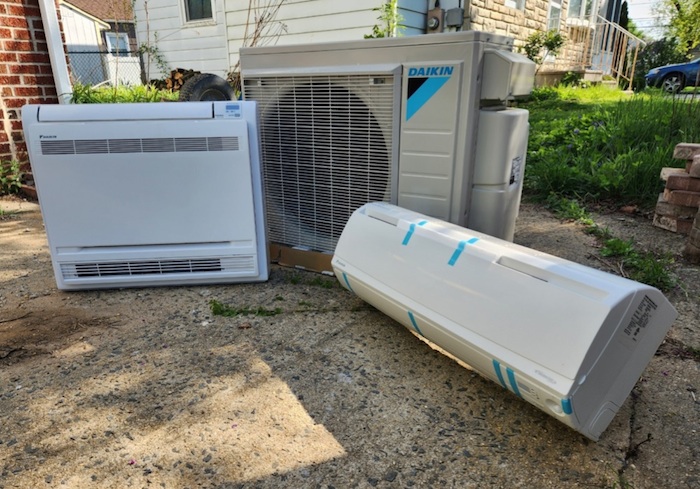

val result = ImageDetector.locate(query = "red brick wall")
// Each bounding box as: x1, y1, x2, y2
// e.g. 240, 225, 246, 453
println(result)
0, 0, 61, 164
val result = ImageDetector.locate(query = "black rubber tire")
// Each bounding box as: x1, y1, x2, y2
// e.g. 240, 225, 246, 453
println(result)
178, 73, 236, 101
661, 73, 684, 94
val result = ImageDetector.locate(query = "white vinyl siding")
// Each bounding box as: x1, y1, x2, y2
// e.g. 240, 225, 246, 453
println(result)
399, 0, 428, 35
134, 0, 228, 78
60, 4, 105, 50
224, 0, 382, 68
134, 0, 430, 80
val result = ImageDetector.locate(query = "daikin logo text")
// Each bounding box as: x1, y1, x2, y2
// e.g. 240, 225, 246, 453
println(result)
408, 66, 454, 77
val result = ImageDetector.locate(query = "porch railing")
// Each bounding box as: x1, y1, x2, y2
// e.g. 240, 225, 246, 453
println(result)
542, 15, 646, 88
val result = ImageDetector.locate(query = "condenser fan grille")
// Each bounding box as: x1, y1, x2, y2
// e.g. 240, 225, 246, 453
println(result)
245, 74, 395, 253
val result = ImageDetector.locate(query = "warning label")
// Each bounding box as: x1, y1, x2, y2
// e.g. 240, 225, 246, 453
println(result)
621, 295, 657, 345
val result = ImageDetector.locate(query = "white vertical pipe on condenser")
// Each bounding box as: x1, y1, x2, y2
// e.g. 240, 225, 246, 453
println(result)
38, 0, 72, 103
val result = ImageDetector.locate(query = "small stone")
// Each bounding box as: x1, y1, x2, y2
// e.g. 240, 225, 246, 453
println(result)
384, 470, 398, 482
203, 454, 212, 463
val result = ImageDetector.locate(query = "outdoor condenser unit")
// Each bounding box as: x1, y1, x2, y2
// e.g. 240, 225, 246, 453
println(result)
240, 31, 535, 254
22, 101, 268, 290
332, 203, 678, 441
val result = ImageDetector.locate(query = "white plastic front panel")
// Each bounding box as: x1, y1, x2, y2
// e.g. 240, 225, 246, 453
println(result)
332, 203, 677, 440
31, 118, 256, 249
23, 101, 269, 289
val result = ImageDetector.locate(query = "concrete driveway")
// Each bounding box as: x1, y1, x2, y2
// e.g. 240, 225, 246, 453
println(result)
1, 198, 698, 488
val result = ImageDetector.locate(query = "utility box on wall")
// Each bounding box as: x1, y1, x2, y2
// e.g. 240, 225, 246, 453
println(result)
241, 31, 535, 260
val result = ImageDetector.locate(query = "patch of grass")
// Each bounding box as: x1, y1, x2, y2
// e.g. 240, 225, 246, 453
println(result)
522, 87, 700, 209
208, 299, 282, 317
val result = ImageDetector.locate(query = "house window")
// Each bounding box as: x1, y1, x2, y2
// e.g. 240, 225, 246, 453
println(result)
184, 0, 213, 22
548, 1, 562, 31
105, 32, 130, 57
568, 0, 593, 19
505, 0, 525, 10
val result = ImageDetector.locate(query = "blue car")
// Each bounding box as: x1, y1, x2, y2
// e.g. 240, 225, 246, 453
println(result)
645, 57, 700, 93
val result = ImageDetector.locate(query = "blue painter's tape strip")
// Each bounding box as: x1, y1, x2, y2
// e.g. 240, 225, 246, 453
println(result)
342, 272, 354, 292
407, 311, 423, 336
506, 368, 522, 398
492, 359, 507, 389
447, 237, 480, 266
406, 77, 451, 120
401, 220, 428, 246
561, 398, 572, 415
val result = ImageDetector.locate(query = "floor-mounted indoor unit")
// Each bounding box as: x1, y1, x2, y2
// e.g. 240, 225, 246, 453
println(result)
22, 101, 268, 290
240, 31, 535, 257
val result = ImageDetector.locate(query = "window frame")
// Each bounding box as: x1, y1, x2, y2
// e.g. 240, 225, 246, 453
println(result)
182, 0, 215, 24
547, 0, 562, 31
505, 0, 525, 11
104, 31, 131, 57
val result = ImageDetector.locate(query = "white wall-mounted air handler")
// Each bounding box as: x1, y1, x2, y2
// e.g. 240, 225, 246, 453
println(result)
332, 203, 677, 440
22, 101, 268, 290
241, 31, 535, 254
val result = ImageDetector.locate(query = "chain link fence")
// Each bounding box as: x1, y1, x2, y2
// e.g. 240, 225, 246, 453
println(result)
67, 51, 144, 86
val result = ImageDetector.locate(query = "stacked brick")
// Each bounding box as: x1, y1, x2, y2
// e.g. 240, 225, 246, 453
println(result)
0, 0, 61, 164
652, 143, 700, 235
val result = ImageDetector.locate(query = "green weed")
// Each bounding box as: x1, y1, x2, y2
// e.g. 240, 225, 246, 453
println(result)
308, 276, 336, 289
284, 271, 336, 288
546, 195, 594, 225
0, 160, 23, 195
208, 299, 282, 317
600, 238, 676, 291
542, 197, 676, 291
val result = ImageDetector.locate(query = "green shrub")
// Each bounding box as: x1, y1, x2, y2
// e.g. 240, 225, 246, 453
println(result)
529, 86, 560, 101
70, 83, 178, 104
560, 71, 583, 87
0, 160, 23, 195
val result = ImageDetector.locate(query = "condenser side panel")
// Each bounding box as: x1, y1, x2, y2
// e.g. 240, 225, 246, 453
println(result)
398, 61, 464, 221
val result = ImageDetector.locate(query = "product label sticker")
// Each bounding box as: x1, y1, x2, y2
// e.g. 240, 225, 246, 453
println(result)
620, 295, 657, 346
510, 156, 523, 185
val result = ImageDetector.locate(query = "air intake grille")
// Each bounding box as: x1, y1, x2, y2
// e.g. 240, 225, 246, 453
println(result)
244, 74, 395, 253
60, 256, 255, 280
41, 137, 239, 155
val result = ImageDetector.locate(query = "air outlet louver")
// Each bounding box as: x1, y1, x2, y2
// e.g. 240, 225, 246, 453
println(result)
244, 75, 396, 253
40, 136, 239, 155
60, 256, 255, 280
